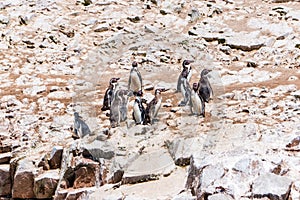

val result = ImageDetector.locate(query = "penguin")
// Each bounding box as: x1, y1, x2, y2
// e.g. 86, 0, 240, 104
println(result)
176, 60, 194, 92
145, 88, 165, 124
118, 89, 129, 122
74, 112, 91, 138
109, 89, 122, 128
128, 61, 142, 94
190, 83, 205, 116
101, 77, 120, 111
197, 69, 213, 103
109, 89, 129, 128
178, 70, 191, 106
132, 90, 146, 125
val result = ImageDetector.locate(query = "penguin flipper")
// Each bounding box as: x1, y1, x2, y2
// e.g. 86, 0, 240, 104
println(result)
176, 75, 182, 92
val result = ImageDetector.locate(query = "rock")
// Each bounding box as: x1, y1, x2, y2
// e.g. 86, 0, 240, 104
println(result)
128, 125, 151, 137
23, 85, 46, 96
208, 194, 234, 200
0, 143, 12, 153
34, 169, 60, 199
291, 90, 300, 99
94, 23, 109, 32
12, 158, 38, 199
172, 190, 196, 200
219, 45, 231, 55
54, 187, 96, 200
47, 91, 75, 99
122, 150, 175, 184
252, 173, 292, 200
73, 157, 101, 189
144, 24, 158, 33
286, 10, 300, 21
0, 164, 11, 196
225, 31, 266, 51
168, 137, 204, 166
0, 14, 9, 24
49, 146, 63, 169
0, 152, 12, 164
82, 140, 115, 161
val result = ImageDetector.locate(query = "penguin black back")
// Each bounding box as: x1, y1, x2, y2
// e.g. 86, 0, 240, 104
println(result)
101, 77, 120, 111
198, 69, 213, 103
74, 112, 91, 138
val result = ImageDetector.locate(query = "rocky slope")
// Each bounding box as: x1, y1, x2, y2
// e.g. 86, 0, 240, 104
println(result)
0, 0, 299, 199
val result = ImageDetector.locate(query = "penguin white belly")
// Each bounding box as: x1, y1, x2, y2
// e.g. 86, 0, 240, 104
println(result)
153, 99, 161, 118
191, 91, 202, 115
130, 72, 141, 91
133, 102, 142, 123
187, 69, 192, 81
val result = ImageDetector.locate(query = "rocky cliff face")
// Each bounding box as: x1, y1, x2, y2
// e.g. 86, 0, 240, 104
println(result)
0, 0, 299, 199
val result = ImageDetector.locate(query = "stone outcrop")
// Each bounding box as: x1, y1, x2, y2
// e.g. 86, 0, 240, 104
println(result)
34, 169, 60, 199
12, 158, 38, 199
252, 173, 292, 200
0, 164, 11, 196
0, 0, 299, 199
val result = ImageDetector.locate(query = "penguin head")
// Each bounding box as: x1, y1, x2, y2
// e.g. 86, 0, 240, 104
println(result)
201, 69, 212, 77
132, 61, 138, 68
182, 60, 194, 70
134, 90, 143, 97
192, 83, 199, 91
109, 77, 120, 85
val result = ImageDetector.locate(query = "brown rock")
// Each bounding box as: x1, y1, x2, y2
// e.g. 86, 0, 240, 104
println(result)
49, 146, 63, 169
73, 158, 101, 189
34, 169, 60, 199
0, 164, 11, 196
12, 159, 37, 199
0, 143, 11, 154
0, 152, 12, 164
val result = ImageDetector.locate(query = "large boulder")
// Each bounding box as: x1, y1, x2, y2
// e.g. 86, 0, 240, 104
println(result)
34, 169, 60, 199
252, 173, 292, 200
12, 158, 38, 198
122, 150, 175, 184
49, 146, 63, 169
0, 164, 11, 196
82, 140, 115, 161
168, 137, 204, 166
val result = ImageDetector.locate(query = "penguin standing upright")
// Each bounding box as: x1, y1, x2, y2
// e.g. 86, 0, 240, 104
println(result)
118, 89, 129, 122
101, 77, 120, 111
190, 83, 205, 116
178, 70, 192, 106
128, 61, 142, 94
74, 112, 91, 138
109, 89, 122, 128
145, 88, 165, 124
176, 60, 194, 92
197, 69, 213, 103
132, 90, 146, 125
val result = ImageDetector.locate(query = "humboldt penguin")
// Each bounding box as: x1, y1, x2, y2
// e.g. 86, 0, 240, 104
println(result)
109, 89, 122, 128
74, 112, 91, 138
190, 83, 205, 116
178, 70, 191, 106
109, 89, 129, 128
128, 61, 142, 94
176, 60, 194, 92
145, 88, 165, 124
101, 77, 120, 111
197, 69, 213, 103
132, 90, 146, 125
118, 89, 130, 122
